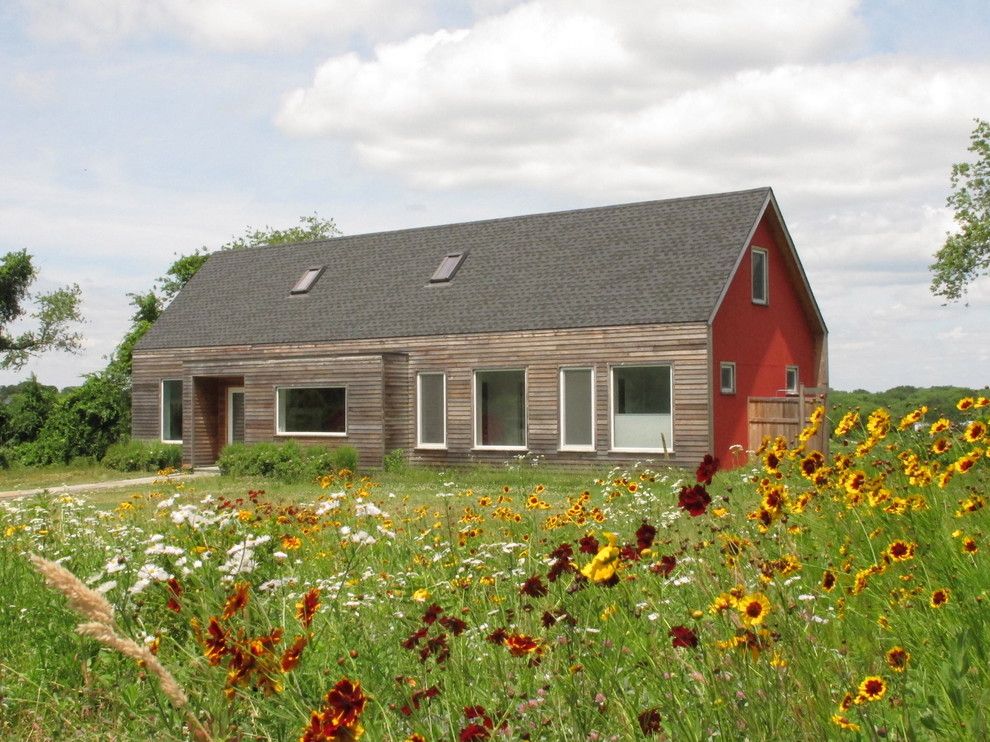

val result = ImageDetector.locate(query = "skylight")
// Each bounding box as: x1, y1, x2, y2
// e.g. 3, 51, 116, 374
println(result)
291, 266, 324, 295
430, 252, 466, 283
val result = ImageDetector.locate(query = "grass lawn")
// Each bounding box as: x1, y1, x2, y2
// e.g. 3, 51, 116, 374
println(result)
0, 463, 155, 492
2, 403, 989, 741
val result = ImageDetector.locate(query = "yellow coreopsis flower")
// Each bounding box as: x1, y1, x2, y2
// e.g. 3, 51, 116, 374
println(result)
580, 533, 620, 583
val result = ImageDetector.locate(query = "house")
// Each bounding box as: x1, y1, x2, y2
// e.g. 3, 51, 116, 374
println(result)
131, 187, 827, 470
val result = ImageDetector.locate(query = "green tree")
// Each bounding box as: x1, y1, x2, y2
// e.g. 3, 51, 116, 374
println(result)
1, 375, 57, 446
930, 118, 990, 302
157, 213, 340, 302
0, 249, 83, 369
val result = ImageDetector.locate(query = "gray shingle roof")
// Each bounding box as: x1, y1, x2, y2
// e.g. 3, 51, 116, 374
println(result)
136, 187, 772, 350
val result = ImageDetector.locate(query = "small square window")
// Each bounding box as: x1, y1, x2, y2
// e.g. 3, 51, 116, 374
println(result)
785, 366, 800, 395
752, 248, 768, 304
720, 362, 736, 395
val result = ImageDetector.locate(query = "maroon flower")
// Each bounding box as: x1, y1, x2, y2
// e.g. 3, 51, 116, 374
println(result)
422, 604, 443, 625
619, 545, 641, 561
638, 708, 664, 735
695, 454, 720, 484
459, 724, 491, 741
440, 616, 468, 635
578, 534, 601, 554
635, 522, 657, 551
651, 555, 677, 576
520, 575, 548, 598
669, 625, 698, 649
678, 484, 712, 517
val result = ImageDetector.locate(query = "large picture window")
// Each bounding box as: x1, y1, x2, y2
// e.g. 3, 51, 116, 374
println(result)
475, 369, 526, 448
161, 379, 183, 443
560, 367, 594, 450
417, 372, 446, 448
611, 365, 673, 452
277, 387, 346, 436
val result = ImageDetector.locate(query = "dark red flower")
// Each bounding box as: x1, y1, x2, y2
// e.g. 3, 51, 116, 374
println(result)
422, 604, 443, 624
323, 677, 366, 728
578, 534, 600, 554
678, 484, 712, 517
619, 545, 641, 561
635, 522, 657, 551
486, 628, 508, 645
695, 454, 720, 484
638, 707, 664, 735
440, 616, 468, 635
459, 724, 491, 741
651, 555, 677, 576
520, 575, 548, 598
165, 577, 183, 613
402, 627, 428, 650
669, 625, 698, 649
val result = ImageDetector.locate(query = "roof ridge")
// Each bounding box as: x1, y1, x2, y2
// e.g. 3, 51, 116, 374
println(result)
207, 187, 772, 258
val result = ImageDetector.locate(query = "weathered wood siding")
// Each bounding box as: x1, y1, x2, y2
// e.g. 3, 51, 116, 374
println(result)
132, 322, 712, 469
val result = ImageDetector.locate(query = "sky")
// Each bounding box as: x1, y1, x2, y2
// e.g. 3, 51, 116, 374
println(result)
2, 0, 989, 393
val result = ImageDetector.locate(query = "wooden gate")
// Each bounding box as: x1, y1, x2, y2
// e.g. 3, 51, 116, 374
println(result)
748, 388, 828, 454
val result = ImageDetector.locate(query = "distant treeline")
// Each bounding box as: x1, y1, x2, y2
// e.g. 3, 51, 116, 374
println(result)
829, 385, 990, 424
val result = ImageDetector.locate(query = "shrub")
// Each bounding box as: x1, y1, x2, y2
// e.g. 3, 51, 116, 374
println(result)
383, 448, 406, 473
216, 441, 357, 483
0, 445, 10, 470
331, 445, 359, 472
102, 439, 182, 472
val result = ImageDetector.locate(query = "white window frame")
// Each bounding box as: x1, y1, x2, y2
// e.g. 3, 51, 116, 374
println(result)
416, 372, 447, 450
559, 367, 595, 452
609, 363, 674, 454
275, 385, 347, 437
752, 247, 769, 305
720, 362, 736, 395
160, 379, 183, 444
785, 365, 800, 395
472, 368, 528, 451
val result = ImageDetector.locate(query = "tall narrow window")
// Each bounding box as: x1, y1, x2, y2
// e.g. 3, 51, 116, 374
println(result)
417, 372, 446, 448
560, 368, 594, 450
752, 248, 768, 304
611, 365, 672, 452
720, 362, 736, 395
277, 387, 346, 435
785, 366, 800, 395
161, 379, 183, 443
475, 369, 526, 448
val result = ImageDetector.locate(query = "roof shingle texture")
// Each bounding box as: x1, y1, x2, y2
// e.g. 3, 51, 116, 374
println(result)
137, 187, 770, 350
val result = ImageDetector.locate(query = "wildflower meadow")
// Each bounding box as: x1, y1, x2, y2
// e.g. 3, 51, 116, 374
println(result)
2, 399, 989, 741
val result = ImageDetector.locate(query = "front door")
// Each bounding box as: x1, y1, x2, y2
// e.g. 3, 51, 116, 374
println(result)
227, 387, 245, 444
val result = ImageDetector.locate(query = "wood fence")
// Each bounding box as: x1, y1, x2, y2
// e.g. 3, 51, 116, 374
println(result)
747, 387, 829, 455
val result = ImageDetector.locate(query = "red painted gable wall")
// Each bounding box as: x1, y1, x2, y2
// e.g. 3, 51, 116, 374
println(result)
711, 213, 820, 465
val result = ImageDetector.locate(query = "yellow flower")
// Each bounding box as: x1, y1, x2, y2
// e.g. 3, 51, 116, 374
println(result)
831, 715, 860, 732
580, 533, 620, 584
963, 420, 987, 443
833, 411, 859, 437
929, 418, 951, 435
856, 676, 887, 703
930, 588, 950, 608
737, 593, 771, 627
411, 588, 430, 602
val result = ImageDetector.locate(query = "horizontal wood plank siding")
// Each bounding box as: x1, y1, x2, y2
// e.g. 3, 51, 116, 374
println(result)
132, 322, 711, 469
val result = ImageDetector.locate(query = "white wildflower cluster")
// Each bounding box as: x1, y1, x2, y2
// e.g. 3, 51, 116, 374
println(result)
129, 563, 173, 595
219, 534, 271, 579
339, 525, 376, 545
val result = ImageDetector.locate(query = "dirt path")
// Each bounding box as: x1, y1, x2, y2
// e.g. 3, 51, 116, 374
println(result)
0, 470, 220, 501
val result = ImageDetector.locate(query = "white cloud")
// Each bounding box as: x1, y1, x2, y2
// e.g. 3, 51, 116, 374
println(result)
21, 0, 435, 50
